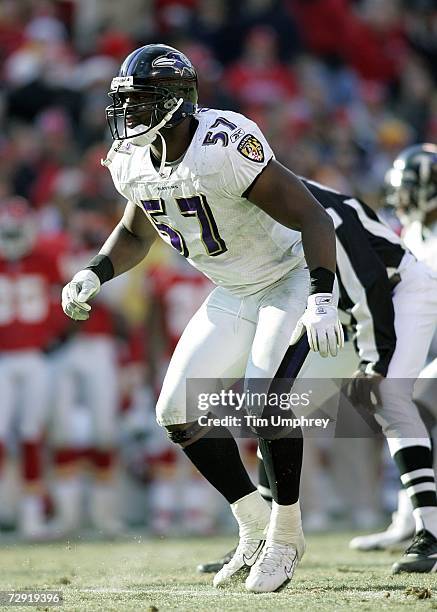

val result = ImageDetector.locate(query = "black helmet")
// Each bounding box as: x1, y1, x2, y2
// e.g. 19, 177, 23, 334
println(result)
385, 143, 437, 219
106, 43, 198, 141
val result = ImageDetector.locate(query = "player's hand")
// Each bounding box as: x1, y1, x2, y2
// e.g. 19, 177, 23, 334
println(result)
291, 293, 344, 358
347, 369, 383, 411
61, 269, 101, 321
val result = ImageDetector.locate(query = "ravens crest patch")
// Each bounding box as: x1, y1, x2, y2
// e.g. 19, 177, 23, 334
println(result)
237, 134, 265, 163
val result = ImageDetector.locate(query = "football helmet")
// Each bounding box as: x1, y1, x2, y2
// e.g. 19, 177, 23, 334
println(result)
105, 43, 198, 142
0, 197, 36, 260
385, 143, 437, 222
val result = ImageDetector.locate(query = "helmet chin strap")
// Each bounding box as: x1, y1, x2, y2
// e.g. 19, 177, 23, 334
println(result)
156, 131, 167, 176
130, 98, 183, 175
129, 97, 183, 145
101, 98, 183, 169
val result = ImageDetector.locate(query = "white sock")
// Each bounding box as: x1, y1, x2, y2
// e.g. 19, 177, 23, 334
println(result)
397, 488, 413, 518
21, 494, 44, 526
91, 482, 120, 528
53, 478, 81, 530
413, 506, 437, 539
267, 500, 305, 558
231, 490, 270, 539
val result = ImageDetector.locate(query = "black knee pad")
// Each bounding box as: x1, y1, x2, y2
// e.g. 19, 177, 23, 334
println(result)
165, 416, 211, 446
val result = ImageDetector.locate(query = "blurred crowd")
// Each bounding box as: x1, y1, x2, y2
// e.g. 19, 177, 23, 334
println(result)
0, 0, 436, 540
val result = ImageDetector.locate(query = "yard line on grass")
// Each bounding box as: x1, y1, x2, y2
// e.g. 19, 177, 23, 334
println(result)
79, 588, 250, 597
80, 587, 386, 600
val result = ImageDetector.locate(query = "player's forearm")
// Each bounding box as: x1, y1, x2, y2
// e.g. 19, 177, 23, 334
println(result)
98, 221, 153, 277
300, 211, 336, 274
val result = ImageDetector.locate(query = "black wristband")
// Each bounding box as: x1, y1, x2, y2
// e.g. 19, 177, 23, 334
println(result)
310, 267, 335, 295
86, 254, 115, 284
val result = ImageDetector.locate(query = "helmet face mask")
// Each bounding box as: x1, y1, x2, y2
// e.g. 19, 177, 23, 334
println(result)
0, 198, 36, 260
105, 45, 198, 142
386, 144, 437, 223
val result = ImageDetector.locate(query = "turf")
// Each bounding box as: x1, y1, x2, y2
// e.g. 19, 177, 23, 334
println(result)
1, 533, 437, 611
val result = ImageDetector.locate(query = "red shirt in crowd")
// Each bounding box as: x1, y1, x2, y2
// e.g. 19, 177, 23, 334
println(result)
0, 239, 64, 351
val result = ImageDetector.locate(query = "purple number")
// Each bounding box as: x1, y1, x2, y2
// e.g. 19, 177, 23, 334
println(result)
141, 199, 189, 257
203, 131, 228, 146
202, 116, 238, 147
141, 196, 227, 258
176, 195, 227, 256
210, 117, 238, 130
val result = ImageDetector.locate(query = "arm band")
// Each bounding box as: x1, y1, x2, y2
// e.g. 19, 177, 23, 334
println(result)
85, 254, 115, 284
310, 267, 335, 295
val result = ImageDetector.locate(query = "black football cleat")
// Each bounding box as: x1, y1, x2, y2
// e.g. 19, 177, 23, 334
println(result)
392, 530, 437, 574
197, 546, 237, 573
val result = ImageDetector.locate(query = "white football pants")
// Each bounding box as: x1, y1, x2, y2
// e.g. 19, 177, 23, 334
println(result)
156, 265, 310, 427
375, 260, 437, 454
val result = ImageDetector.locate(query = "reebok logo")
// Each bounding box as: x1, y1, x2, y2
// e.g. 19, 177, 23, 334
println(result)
230, 128, 245, 143
315, 296, 331, 305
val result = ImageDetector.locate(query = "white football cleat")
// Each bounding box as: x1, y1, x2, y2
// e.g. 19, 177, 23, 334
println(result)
245, 541, 301, 593
213, 538, 265, 587
349, 511, 415, 551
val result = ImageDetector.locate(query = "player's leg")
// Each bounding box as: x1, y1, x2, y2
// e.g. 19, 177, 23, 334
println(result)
18, 351, 51, 539
350, 488, 415, 551
242, 341, 309, 592
49, 345, 83, 535
257, 338, 360, 520
349, 361, 434, 553
156, 287, 271, 577
147, 442, 180, 535
84, 338, 123, 536
374, 263, 437, 572
0, 355, 18, 528
201, 336, 354, 575
237, 265, 310, 592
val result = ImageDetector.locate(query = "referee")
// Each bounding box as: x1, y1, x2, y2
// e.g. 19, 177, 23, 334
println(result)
200, 167, 437, 575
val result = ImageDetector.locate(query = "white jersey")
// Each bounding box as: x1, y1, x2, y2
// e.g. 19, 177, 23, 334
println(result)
402, 220, 437, 272
104, 108, 304, 297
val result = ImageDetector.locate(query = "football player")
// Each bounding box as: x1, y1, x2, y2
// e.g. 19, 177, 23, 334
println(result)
0, 198, 64, 539
200, 156, 437, 575
349, 143, 437, 554
51, 208, 125, 537
61, 43, 343, 593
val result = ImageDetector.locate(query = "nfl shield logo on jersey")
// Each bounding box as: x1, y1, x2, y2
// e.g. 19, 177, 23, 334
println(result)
237, 134, 265, 163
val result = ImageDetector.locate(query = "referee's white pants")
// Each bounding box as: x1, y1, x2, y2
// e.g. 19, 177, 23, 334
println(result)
156, 265, 309, 427
375, 261, 437, 454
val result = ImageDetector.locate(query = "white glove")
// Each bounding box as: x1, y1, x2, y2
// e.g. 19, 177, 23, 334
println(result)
290, 293, 344, 358
61, 269, 101, 321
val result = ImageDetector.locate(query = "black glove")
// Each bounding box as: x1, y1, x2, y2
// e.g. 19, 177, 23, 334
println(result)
347, 368, 383, 411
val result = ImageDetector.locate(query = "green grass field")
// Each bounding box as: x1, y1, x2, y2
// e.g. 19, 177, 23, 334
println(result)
1, 533, 437, 611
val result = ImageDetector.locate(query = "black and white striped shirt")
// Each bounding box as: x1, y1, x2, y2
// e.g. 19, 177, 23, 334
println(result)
302, 178, 416, 376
